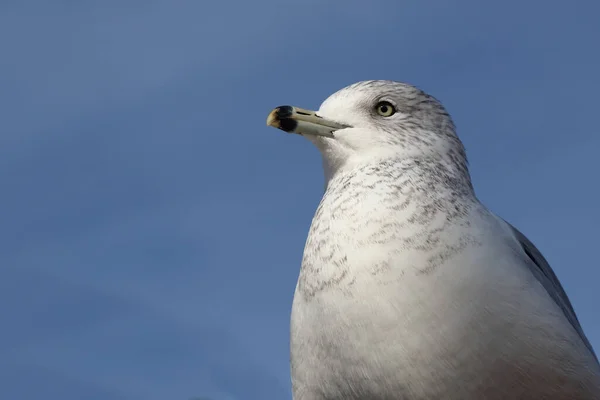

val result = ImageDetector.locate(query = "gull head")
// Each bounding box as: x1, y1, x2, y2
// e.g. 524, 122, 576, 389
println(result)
267, 80, 467, 179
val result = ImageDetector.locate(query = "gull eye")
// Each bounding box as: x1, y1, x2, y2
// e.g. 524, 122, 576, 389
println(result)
375, 101, 396, 117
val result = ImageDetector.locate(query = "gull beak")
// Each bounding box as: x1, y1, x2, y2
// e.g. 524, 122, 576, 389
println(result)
266, 106, 349, 138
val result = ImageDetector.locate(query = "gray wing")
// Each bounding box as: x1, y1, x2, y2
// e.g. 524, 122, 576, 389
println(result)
505, 220, 598, 362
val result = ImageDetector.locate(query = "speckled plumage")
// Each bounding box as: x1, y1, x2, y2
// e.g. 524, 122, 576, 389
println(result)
287, 81, 600, 399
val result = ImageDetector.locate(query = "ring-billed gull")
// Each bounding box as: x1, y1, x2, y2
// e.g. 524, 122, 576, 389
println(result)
266, 80, 600, 399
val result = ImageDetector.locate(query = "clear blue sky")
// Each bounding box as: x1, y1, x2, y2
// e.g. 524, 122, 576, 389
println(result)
1, 1, 599, 399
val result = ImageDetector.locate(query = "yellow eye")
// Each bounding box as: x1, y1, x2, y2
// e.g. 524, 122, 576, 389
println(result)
375, 101, 396, 117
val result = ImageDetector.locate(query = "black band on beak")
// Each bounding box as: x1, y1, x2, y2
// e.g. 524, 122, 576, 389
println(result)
273, 106, 297, 132
279, 118, 298, 132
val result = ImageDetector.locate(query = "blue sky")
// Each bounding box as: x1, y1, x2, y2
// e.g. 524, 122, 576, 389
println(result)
1, 1, 599, 399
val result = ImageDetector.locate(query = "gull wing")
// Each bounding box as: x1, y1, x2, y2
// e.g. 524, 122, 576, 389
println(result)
504, 220, 598, 362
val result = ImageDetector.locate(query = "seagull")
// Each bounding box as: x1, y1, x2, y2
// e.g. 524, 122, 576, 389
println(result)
266, 81, 600, 399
